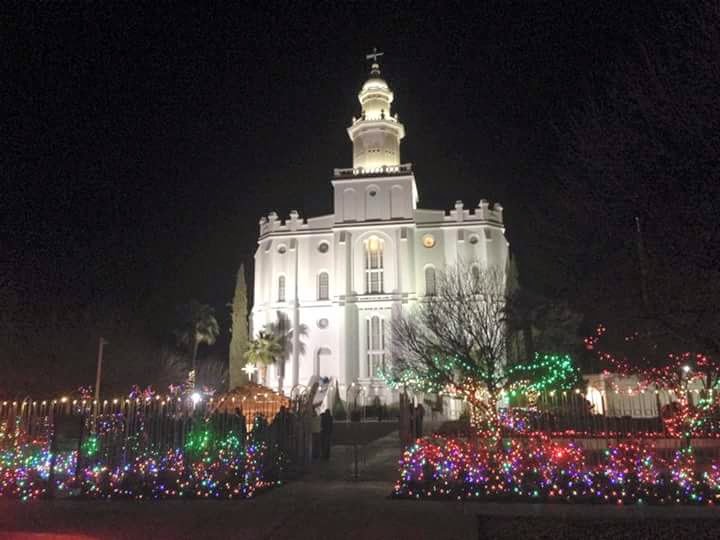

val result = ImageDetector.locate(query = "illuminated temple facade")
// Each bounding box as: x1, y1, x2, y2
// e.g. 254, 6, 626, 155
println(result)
251, 58, 509, 401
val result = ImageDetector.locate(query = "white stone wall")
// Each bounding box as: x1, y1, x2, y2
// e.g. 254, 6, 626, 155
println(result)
251, 180, 508, 399
331, 174, 416, 223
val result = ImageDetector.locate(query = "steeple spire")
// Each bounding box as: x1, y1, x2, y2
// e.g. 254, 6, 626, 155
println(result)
346, 51, 405, 169
366, 47, 383, 76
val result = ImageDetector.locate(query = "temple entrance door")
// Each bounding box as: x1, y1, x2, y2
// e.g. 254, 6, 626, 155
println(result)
315, 347, 332, 378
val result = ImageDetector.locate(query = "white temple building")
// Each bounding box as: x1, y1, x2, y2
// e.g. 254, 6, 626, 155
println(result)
251, 55, 509, 402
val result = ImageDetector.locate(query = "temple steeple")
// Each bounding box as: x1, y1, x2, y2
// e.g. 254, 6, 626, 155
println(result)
346, 50, 406, 170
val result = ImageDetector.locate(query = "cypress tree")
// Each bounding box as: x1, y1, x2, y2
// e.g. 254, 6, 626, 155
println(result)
229, 264, 249, 388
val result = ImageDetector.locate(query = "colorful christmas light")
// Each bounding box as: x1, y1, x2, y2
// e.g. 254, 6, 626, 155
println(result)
506, 354, 582, 398
394, 435, 720, 505
0, 418, 278, 502
586, 324, 720, 439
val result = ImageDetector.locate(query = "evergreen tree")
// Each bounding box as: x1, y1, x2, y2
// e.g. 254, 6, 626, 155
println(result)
505, 256, 582, 364
229, 264, 249, 388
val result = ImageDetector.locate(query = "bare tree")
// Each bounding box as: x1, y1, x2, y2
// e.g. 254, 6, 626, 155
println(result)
389, 264, 507, 437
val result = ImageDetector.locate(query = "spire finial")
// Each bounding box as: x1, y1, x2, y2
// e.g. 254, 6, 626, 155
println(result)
366, 47, 383, 75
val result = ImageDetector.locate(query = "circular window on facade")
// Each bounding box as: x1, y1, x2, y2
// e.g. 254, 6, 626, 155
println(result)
318, 242, 329, 253
422, 234, 436, 248
368, 189, 377, 197
317, 318, 329, 329
277, 245, 287, 254
469, 235, 479, 245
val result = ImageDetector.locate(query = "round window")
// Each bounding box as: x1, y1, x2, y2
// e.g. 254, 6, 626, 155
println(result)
277, 245, 287, 254
317, 318, 329, 329
318, 242, 329, 253
422, 234, 436, 248
469, 235, 479, 245
368, 190, 377, 197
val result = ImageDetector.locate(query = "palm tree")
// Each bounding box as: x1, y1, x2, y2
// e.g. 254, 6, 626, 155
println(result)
264, 311, 308, 393
173, 300, 220, 386
244, 331, 282, 385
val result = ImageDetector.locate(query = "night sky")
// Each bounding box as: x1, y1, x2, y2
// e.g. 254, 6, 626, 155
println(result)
4, 2, 715, 378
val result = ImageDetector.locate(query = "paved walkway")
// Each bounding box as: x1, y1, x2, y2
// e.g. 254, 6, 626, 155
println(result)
307, 429, 402, 482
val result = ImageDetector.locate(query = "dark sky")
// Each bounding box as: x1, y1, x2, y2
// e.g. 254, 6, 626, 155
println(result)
3, 2, 678, 339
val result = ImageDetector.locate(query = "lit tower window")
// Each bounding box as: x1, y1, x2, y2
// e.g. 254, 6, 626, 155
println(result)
425, 266, 436, 296
471, 265, 480, 293
278, 275, 286, 302
317, 272, 329, 300
366, 315, 386, 377
364, 235, 384, 294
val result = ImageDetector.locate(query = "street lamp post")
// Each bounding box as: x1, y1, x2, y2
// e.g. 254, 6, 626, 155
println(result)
94, 337, 108, 416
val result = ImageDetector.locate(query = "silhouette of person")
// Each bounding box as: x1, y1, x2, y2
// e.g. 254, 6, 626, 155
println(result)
320, 409, 333, 460
415, 403, 425, 438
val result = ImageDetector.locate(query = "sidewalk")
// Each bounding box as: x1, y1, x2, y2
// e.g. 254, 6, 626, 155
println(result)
4, 480, 719, 540
306, 429, 401, 482
0, 481, 477, 540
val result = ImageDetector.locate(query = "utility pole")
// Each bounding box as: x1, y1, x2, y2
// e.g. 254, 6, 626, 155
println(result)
634, 216, 650, 310
94, 337, 108, 415
637, 217, 666, 424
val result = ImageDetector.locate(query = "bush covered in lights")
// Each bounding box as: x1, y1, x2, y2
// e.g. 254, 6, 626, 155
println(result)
0, 421, 278, 501
0, 439, 78, 501
80, 431, 271, 500
394, 435, 720, 505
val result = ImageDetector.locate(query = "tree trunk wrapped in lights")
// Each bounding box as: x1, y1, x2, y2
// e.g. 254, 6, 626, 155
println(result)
387, 264, 508, 444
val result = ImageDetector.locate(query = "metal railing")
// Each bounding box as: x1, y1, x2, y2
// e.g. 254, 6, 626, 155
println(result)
333, 163, 413, 178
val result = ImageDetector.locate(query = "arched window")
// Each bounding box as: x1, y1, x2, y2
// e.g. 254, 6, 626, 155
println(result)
364, 236, 384, 294
315, 347, 332, 376
366, 316, 385, 377
471, 265, 480, 293
277, 276, 286, 302
425, 266, 436, 296
317, 272, 329, 300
